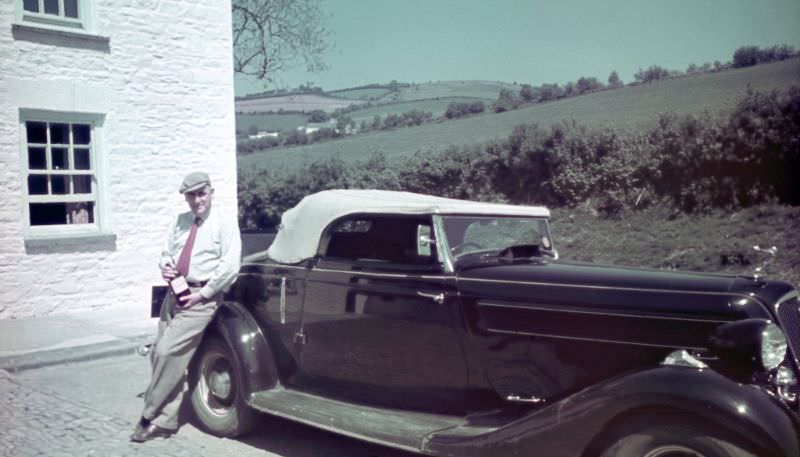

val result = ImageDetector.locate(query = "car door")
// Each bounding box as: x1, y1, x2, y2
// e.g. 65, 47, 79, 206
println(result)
292, 215, 468, 413
236, 262, 308, 381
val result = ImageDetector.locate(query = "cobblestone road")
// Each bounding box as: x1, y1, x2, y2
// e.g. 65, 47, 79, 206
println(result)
0, 368, 229, 457
0, 355, 418, 457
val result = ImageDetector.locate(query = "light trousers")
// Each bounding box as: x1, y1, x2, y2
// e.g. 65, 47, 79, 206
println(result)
141, 289, 218, 430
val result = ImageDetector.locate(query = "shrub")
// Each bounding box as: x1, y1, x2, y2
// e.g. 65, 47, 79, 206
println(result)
445, 101, 485, 119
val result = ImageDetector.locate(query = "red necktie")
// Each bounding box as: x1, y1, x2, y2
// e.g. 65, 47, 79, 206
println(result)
176, 218, 200, 277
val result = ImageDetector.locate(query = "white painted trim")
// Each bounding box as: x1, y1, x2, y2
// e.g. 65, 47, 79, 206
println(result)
18, 108, 109, 240
15, 0, 97, 34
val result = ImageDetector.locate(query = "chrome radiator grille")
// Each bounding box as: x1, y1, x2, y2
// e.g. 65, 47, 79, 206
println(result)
777, 295, 800, 366
776, 295, 800, 412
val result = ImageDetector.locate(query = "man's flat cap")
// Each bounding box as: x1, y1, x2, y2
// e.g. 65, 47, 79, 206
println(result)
179, 172, 211, 193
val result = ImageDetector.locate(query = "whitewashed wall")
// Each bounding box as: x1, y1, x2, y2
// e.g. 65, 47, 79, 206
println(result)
0, 1, 237, 318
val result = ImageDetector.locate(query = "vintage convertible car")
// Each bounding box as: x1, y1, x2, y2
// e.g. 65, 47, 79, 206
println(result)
188, 189, 799, 457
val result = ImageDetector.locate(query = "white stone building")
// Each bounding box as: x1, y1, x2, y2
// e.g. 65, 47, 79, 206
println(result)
0, 1, 238, 318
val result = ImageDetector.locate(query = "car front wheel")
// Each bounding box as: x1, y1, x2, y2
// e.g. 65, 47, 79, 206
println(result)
597, 416, 758, 457
190, 335, 255, 437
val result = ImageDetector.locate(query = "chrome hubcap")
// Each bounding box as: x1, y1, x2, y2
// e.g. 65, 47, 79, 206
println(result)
208, 370, 232, 401
200, 351, 235, 413
643, 445, 705, 457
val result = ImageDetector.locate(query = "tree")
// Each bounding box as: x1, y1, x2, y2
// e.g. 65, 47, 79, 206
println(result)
519, 84, 535, 103
576, 76, 603, 94
634, 65, 670, 83
732, 46, 763, 68
607, 70, 622, 88
232, 0, 331, 81
308, 110, 329, 123
538, 83, 562, 102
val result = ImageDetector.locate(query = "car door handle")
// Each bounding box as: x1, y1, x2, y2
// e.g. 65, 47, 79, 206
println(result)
417, 291, 446, 304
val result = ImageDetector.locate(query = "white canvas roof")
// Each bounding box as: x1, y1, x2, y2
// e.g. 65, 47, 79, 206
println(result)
266, 189, 550, 263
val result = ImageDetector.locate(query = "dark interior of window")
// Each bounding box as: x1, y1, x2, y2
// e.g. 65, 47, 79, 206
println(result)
323, 216, 435, 265
30, 202, 94, 226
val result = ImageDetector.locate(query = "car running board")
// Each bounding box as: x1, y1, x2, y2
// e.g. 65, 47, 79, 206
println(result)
249, 386, 503, 454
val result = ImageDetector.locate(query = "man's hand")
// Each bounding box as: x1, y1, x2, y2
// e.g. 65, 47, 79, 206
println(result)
179, 292, 204, 308
161, 264, 178, 282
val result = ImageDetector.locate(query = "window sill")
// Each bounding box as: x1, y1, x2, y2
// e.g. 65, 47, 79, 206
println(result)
12, 22, 110, 46
24, 232, 117, 254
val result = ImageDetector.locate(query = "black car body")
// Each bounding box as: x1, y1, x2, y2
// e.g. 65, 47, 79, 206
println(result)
189, 190, 800, 457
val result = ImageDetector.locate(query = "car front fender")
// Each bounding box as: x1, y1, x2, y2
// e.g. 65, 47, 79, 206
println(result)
424, 366, 799, 457
210, 301, 279, 398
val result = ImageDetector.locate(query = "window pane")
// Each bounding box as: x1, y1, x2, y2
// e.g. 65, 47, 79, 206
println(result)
51, 175, 68, 194
50, 123, 69, 144
28, 147, 47, 170
73, 175, 92, 194
74, 148, 91, 169
44, 0, 59, 15
23, 0, 39, 13
29, 202, 95, 226
26, 122, 47, 143
64, 0, 78, 18
72, 124, 91, 145
51, 147, 69, 170
28, 175, 48, 195
30, 203, 67, 225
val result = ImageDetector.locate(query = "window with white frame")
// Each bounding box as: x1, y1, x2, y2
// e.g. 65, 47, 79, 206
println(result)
21, 113, 104, 233
18, 0, 89, 31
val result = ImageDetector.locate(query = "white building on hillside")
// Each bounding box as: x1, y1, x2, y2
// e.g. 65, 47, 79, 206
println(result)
0, 1, 238, 318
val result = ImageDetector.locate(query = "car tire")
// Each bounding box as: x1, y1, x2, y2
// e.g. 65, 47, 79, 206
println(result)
190, 335, 255, 437
597, 415, 758, 457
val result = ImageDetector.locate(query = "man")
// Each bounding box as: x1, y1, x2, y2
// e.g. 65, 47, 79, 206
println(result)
131, 171, 241, 442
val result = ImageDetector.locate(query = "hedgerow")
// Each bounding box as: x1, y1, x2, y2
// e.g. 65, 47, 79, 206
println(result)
239, 87, 800, 230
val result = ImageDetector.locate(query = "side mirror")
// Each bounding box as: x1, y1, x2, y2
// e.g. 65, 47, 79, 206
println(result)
417, 225, 434, 257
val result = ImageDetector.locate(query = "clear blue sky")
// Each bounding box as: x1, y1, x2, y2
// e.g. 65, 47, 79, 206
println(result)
235, 0, 800, 95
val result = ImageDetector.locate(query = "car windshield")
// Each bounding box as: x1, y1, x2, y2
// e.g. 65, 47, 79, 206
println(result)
440, 215, 555, 266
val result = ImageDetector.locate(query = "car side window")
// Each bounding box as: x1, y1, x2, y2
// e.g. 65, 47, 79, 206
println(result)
322, 216, 437, 267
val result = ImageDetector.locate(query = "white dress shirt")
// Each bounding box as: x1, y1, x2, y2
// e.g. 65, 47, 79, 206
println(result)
159, 206, 241, 300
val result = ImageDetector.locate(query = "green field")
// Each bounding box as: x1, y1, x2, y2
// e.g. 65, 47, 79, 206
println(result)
346, 97, 491, 122
238, 58, 800, 175
329, 80, 514, 103
329, 87, 393, 100
236, 113, 309, 134
392, 80, 516, 102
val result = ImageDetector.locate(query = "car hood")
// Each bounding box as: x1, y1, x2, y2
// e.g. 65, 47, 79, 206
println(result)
456, 260, 787, 321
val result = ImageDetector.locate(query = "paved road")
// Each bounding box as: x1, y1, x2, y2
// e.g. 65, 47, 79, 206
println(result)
1, 354, 420, 457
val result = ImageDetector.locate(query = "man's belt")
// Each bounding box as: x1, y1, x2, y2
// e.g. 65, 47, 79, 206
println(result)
187, 280, 208, 288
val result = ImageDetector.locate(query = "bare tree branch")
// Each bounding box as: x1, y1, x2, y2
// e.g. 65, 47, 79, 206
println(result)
232, 0, 331, 82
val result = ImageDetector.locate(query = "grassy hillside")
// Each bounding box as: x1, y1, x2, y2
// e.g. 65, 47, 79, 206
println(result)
330, 80, 514, 103
238, 58, 800, 174
236, 93, 363, 113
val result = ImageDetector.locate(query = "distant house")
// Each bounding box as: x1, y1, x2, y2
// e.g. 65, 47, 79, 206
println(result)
0, 1, 238, 318
248, 131, 280, 140
299, 126, 321, 135
299, 120, 337, 135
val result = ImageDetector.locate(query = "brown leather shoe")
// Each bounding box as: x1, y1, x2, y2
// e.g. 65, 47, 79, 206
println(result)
130, 422, 175, 442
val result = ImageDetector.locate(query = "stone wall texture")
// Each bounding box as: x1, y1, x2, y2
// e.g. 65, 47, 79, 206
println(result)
0, 1, 237, 318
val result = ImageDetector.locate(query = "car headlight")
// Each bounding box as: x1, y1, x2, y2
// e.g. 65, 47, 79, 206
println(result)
761, 322, 788, 371
709, 319, 788, 377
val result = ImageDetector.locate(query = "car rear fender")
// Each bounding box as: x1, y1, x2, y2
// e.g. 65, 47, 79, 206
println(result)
208, 301, 279, 397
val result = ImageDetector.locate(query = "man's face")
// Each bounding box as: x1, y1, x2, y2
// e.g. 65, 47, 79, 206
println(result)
184, 185, 213, 216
